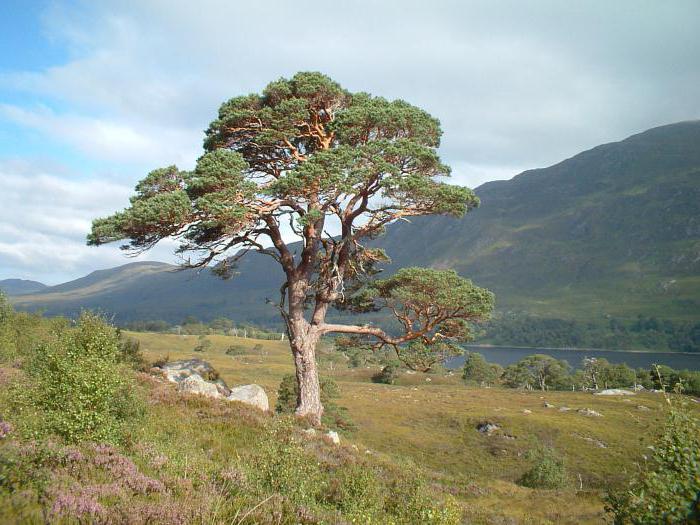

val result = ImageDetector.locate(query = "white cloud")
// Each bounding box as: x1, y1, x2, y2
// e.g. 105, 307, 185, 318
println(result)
0, 161, 179, 284
1, 0, 699, 283
0, 104, 199, 166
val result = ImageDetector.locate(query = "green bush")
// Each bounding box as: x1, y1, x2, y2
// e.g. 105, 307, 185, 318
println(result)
606, 396, 700, 523
518, 447, 568, 489
193, 335, 212, 352
17, 312, 142, 443
372, 362, 402, 384
384, 474, 462, 524
116, 332, 147, 370
225, 344, 246, 356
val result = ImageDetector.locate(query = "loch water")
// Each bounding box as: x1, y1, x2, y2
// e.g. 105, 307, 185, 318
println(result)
446, 345, 700, 371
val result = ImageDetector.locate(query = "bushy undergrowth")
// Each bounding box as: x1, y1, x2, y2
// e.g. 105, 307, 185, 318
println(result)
237, 419, 460, 524
518, 447, 568, 489
13, 312, 143, 443
1, 299, 461, 523
606, 395, 700, 523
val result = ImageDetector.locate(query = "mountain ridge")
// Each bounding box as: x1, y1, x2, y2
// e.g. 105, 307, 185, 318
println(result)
9, 120, 700, 324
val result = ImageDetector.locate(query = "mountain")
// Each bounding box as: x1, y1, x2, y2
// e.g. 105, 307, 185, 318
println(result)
0, 279, 47, 296
378, 120, 700, 320
11, 121, 700, 324
10, 260, 283, 325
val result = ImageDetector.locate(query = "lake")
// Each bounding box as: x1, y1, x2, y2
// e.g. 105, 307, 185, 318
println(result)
446, 345, 700, 371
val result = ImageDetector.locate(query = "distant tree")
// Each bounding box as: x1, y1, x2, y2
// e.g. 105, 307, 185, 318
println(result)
462, 352, 500, 386
599, 363, 636, 389
503, 354, 570, 391
88, 72, 493, 425
581, 357, 607, 390
209, 317, 234, 333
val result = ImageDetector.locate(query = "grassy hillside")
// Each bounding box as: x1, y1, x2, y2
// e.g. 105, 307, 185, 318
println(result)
125, 330, 685, 523
380, 120, 700, 321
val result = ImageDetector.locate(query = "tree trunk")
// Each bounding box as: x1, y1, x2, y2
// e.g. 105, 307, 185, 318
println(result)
288, 318, 323, 426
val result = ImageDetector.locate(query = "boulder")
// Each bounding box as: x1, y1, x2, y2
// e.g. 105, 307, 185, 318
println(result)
177, 374, 224, 399
577, 408, 603, 417
326, 430, 340, 445
594, 389, 635, 396
155, 359, 219, 384
227, 384, 269, 411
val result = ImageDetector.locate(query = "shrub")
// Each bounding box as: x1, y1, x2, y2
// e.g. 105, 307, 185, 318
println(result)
372, 362, 402, 384
17, 312, 142, 443
116, 333, 147, 371
193, 335, 212, 352
518, 447, 568, 489
225, 344, 246, 356
384, 474, 462, 524
606, 396, 700, 523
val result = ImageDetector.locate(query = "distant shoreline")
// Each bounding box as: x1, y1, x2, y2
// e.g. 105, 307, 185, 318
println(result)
465, 343, 700, 356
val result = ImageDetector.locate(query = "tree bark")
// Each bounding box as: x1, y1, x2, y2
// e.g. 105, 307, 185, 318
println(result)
288, 317, 323, 426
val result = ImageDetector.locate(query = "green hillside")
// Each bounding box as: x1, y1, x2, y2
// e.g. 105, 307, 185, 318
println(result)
380, 120, 700, 321
10, 121, 700, 327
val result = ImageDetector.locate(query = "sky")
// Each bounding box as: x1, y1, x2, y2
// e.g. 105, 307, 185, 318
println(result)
1, 0, 699, 285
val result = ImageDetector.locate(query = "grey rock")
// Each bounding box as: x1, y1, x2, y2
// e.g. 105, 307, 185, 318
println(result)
227, 384, 269, 411
326, 430, 340, 444
636, 405, 651, 411
594, 389, 635, 396
577, 408, 603, 417
559, 406, 571, 412
155, 359, 220, 384
477, 422, 500, 434
177, 373, 224, 399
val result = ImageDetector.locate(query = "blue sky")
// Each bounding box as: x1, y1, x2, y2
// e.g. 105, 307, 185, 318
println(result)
1, 0, 699, 285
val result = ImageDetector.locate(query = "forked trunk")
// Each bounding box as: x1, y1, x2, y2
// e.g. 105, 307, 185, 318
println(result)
288, 318, 323, 426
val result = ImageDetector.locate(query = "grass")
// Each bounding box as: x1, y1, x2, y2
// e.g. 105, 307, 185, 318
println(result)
127, 330, 685, 524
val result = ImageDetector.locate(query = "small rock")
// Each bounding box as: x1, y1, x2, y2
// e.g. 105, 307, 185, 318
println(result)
477, 422, 500, 435
227, 384, 269, 411
544, 402, 555, 408
573, 433, 607, 448
326, 430, 340, 444
177, 374, 224, 399
559, 406, 571, 412
636, 405, 651, 411
594, 389, 635, 396
522, 409, 532, 415
577, 408, 603, 417
425, 377, 432, 382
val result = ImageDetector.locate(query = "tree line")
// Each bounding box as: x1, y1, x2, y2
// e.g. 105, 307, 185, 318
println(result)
462, 352, 700, 395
